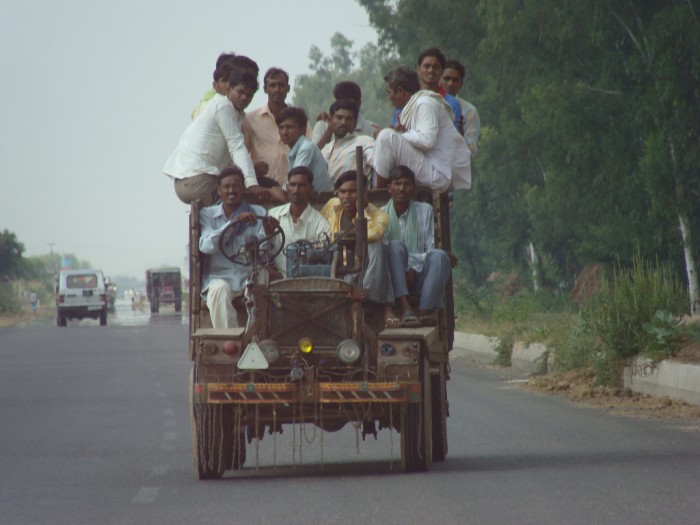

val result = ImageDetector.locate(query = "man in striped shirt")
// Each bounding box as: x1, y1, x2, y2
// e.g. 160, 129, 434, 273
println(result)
320, 100, 376, 186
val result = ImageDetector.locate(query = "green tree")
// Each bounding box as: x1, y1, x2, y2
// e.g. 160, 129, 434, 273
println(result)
359, 0, 699, 309
0, 230, 25, 280
292, 33, 394, 128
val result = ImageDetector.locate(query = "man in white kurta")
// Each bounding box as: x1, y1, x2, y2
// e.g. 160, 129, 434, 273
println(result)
373, 65, 471, 193
320, 100, 375, 185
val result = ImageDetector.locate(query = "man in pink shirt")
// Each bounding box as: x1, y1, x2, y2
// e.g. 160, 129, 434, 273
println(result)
242, 68, 293, 187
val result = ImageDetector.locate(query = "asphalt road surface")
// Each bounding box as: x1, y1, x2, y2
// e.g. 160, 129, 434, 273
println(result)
1, 300, 699, 525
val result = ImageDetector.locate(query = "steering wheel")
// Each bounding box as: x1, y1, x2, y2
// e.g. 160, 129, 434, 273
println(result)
219, 215, 285, 266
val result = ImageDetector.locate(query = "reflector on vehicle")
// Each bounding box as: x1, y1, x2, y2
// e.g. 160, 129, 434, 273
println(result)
238, 341, 269, 369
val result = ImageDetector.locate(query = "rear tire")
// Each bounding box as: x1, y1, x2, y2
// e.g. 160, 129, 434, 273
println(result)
401, 357, 433, 472
431, 363, 448, 462
57, 313, 67, 327
175, 300, 182, 313
99, 310, 107, 326
150, 299, 159, 314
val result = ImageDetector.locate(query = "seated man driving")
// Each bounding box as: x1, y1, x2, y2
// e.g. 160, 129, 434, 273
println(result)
199, 167, 277, 328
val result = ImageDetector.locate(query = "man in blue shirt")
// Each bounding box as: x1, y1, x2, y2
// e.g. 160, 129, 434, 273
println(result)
276, 107, 333, 193
199, 167, 277, 328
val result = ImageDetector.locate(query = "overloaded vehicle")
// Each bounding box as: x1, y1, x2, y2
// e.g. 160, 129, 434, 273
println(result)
145, 267, 182, 313
56, 269, 108, 326
187, 162, 453, 479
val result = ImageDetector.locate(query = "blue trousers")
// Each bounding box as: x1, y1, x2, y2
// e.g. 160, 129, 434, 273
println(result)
387, 240, 451, 311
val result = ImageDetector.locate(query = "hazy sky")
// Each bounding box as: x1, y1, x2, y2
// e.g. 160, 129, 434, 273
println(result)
0, 0, 379, 279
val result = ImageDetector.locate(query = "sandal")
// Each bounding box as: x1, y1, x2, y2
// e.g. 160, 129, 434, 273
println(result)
385, 317, 402, 329
401, 310, 421, 328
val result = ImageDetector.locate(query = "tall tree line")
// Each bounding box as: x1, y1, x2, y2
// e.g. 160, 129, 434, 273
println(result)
357, 0, 699, 313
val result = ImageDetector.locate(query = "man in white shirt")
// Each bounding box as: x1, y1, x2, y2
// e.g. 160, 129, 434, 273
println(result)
163, 68, 267, 206
320, 99, 375, 185
312, 81, 380, 149
268, 166, 331, 278
373, 65, 471, 193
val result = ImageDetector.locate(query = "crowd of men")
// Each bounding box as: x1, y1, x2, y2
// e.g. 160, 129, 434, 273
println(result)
162, 47, 479, 330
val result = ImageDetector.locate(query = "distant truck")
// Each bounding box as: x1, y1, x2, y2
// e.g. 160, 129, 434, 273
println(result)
145, 267, 182, 313
56, 269, 108, 326
187, 159, 453, 478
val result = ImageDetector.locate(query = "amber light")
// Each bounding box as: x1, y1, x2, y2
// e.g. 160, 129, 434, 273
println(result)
298, 338, 314, 354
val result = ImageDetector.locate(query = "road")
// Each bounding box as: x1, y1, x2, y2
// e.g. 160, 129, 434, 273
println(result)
1, 300, 699, 525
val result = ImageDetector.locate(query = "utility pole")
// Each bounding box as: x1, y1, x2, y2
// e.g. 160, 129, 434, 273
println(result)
48, 242, 56, 272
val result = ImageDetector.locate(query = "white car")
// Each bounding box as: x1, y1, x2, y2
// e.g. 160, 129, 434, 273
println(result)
56, 269, 108, 326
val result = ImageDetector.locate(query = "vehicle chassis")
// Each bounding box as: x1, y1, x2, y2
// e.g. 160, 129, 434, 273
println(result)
187, 167, 452, 479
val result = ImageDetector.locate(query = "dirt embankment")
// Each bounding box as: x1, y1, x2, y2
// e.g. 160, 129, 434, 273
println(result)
528, 368, 700, 422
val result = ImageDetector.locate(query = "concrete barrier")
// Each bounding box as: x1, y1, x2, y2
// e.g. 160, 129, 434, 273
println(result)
452, 332, 498, 363
623, 357, 700, 406
453, 331, 700, 406
511, 341, 548, 373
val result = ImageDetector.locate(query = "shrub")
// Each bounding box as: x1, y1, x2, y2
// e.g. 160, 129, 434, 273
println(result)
579, 253, 687, 384
551, 316, 598, 372
642, 310, 684, 363
0, 281, 22, 315
493, 331, 515, 367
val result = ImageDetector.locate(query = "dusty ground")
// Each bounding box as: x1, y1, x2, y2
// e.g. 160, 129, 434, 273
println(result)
0, 306, 55, 328
527, 367, 700, 424
670, 335, 700, 363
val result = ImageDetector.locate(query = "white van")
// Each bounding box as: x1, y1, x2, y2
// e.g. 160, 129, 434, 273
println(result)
56, 269, 108, 326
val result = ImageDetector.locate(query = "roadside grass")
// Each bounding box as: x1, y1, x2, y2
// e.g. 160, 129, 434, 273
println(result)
453, 255, 692, 387
0, 305, 56, 329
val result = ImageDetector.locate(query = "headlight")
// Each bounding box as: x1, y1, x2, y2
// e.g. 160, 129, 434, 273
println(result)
258, 339, 280, 363
337, 339, 362, 364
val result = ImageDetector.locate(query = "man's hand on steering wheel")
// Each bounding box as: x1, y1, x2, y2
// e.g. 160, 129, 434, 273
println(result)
262, 216, 280, 235
219, 214, 285, 266
230, 211, 257, 225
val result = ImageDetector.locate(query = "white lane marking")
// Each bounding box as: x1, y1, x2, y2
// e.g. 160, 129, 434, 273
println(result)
133, 486, 160, 503
163, 431, 177, 441
163, 408, 175, 417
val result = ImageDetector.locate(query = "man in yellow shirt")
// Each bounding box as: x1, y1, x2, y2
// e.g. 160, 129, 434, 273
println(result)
321, 170, 399, 327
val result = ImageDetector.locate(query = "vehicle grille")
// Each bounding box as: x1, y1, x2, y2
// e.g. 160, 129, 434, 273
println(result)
268, 291, 354, 348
